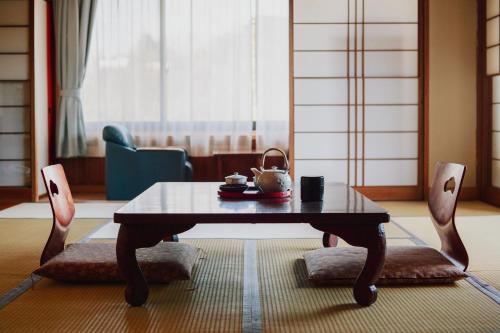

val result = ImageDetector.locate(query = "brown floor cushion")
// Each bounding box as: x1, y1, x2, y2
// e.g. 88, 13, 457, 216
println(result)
304, 246, 467, 286
34, 242, 198, 283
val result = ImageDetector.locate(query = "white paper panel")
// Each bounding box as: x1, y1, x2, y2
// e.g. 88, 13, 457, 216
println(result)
365, 24, 418, 50
487, 17, 500, 47
493, 76, 500, 103
0, 161, 30, 186
348, 160, 364, 185
295, 133, 347, 159
0, 55, 29, 80
0, 82, 30, 106
365, 51, 418, 77
365, 133, 418, 158
294, 25, 348, 50
487, 46, 500, 76
348, 106, 364, 132
0, 134, 30, 159
348, 79, 364, 104
0, 0, 29, 25
294, 159, 347, 183
365, 78, 418, 104
365, 0, 417, 23
348, 132, 363, 159
493, 105, 500, 131
0, 28, 29, 53
293, 0, 348, 23
294, 79, 347, 104
492, 160, 500, 188
493, 132, 500, 159
365, 105, 418, 131
294, 106, 347, 132
487, 0, 500, 19
294, 52, 347, 77
364, 160, 418, 186
0, 107, 30, 132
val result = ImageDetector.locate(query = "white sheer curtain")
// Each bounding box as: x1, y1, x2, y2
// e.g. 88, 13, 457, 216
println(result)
82, 0, 288, 156
163, 0, 253, 156
255, 0, 289, 151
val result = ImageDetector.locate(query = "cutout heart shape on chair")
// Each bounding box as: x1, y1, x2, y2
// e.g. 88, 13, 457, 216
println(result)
49, 180, 59, 196
444, 177, 456, 194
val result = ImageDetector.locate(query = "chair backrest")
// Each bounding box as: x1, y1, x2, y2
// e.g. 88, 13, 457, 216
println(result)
428, 161, 468, 270
102, 124, 136, 149
40, 164, 76, 265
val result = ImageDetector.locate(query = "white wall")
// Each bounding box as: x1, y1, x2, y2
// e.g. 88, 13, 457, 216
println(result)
428, 0, 477, 188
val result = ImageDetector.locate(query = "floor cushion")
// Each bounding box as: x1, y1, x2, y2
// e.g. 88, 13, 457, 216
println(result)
34, 242, 198, 283
304, 246, 467, 286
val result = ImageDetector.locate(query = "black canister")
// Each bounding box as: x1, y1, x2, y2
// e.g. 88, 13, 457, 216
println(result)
300, 176, 324, 202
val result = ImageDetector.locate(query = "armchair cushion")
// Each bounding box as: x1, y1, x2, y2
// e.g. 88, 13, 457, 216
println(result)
34, 242, 198, 283
304, 246, 467, 286
102, 124, 136, 149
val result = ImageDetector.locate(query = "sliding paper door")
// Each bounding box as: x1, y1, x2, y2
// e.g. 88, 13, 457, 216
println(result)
292, 0, 422, 198
482, 0, 500, 204
0, 0, 32, 188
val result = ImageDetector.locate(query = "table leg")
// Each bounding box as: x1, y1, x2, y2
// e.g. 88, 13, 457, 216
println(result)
311, 223, 386, 306
116, 223, 195, 306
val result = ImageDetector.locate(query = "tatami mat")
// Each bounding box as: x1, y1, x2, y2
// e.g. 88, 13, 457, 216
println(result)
394, 215, 500, 271
0, 239, 243, 333
91, 219, 408, 240
474, 271, 500, 291
379, 201, 500, 217
257, 239, 500, 333
0, 219, 107, 295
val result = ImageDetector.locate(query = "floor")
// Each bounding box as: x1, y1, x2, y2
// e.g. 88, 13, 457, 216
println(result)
0, 199, 499, 332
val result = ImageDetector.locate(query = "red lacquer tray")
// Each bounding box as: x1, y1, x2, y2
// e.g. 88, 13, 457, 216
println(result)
218, 189, 292, 200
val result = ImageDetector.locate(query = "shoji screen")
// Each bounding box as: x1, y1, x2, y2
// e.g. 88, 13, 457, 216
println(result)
293, 0, 421, 194
0, 0, 32, 187
487, 0, 500, 188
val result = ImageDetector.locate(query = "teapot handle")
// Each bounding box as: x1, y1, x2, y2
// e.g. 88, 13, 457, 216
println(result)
261, 148, 289, 171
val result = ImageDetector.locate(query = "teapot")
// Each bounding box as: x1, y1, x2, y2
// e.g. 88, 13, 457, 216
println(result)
251, 148, 292, 193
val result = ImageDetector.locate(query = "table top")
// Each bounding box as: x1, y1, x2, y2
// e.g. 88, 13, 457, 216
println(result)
114, 182, 390, 225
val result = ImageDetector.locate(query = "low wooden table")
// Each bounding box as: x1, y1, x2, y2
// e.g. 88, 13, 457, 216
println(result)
114, 182, 390, 307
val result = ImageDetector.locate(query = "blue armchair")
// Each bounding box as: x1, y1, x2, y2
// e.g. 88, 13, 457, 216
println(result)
103, 125, 193, 200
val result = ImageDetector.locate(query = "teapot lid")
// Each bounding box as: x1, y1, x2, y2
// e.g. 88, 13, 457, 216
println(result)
225, 172, 247, 180
261, 166, 287, 174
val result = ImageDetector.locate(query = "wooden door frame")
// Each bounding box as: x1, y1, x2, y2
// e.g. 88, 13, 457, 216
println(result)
477, 0, 500, 206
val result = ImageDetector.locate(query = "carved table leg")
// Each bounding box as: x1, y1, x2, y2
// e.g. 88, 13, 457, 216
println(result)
116, 223, 195, 306
322, 233, 339, 247
311, 223, 386, 306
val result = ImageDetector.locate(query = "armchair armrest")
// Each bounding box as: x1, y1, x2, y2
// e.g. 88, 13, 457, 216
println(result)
184, 161, 193, 181
135, 147, 192, 182
136, 147, 187, 153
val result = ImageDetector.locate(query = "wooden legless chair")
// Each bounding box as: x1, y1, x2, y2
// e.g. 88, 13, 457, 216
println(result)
37, 164, 198, 283
40, 164, 76, 265
323, 161, 469, 271
427, 161, 468, 270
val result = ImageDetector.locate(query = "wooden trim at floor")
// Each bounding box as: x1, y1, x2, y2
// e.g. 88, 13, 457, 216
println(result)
457, 187, 479, 201
354, 186, 421, 201
0, 187, 32, 202
356, 186, 478, 201
71, 185, 106, 193
482, 187, 500, 206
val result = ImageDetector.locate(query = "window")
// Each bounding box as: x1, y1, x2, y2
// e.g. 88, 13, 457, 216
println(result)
82, 0, 289, 156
